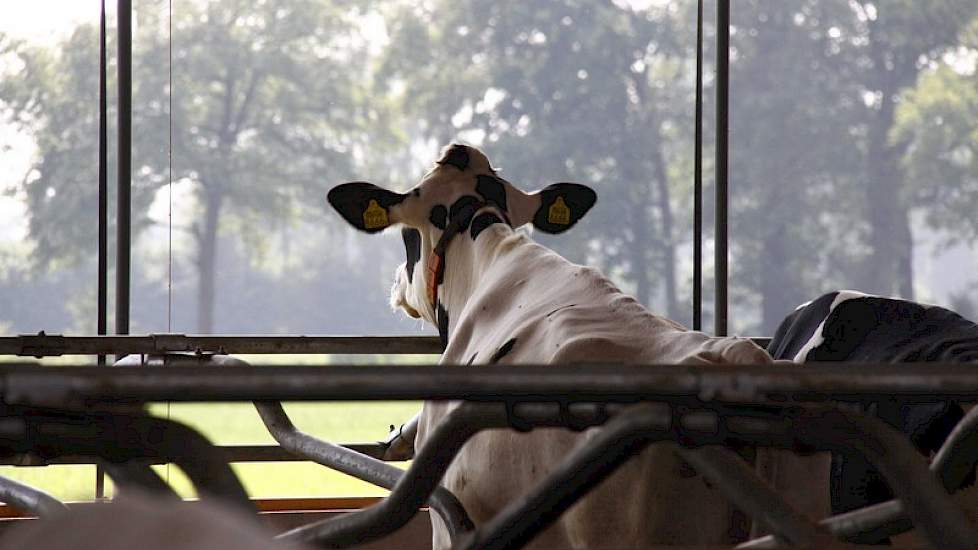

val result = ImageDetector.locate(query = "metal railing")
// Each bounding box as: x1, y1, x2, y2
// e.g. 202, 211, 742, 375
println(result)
1, 360, 977, 548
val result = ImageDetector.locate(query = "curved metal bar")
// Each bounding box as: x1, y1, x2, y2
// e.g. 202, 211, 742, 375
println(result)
277, 403, 508, 548
790, 407, 978, 549
277, 401, 616, 548
0, 407, 253, 516
740, 406, 978, 549
456, 404, 670, 550
101, 461, 180, 501
113, 414, 254, 516
676, 446, 832, 546
0, 474, 68, 518
253, 401, 473, 543
932, 403, 978, 491
741, 404, 978, 548
459, 405, 831, 550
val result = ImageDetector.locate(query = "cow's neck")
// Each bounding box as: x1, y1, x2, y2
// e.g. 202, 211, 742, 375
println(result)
431, 220, 515, 347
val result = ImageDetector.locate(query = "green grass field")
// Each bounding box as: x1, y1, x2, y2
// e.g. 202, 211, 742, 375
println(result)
0, 354, 437, 501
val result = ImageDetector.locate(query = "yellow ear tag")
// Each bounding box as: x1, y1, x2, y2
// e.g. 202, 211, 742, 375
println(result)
548, 196, 571, 225
363, 199, 389, 229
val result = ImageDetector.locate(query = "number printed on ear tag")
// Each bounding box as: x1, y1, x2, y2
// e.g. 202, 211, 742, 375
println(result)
548, 196, 571, 225
363, 199, 389, 229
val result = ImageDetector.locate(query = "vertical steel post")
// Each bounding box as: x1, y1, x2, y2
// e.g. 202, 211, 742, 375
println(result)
693, 0, 704, 331
714, 0, 730, 336
96, 0, 109, 500
116, 0, 132, 350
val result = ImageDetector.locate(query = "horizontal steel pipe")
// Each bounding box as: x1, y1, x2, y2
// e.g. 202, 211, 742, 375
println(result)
0, 334, 770, 357
254, 401, 474, 543
1, 334, 445, 357
4, 363, 978, 406
0, 443, 391, 466
0, 475, 68, 518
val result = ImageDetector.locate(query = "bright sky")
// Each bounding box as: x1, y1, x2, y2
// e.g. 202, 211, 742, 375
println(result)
0, 2, 101, 241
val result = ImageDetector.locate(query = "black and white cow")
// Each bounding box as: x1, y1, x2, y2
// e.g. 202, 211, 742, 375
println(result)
329, 144, 828, 549
769, 290, 978, 544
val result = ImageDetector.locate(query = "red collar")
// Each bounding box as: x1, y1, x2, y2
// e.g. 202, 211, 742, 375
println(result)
425, 201, 486, 311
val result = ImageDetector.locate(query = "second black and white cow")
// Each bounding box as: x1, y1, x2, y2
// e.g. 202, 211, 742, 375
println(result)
329, 144, 828, 549
768, 290, 977, 543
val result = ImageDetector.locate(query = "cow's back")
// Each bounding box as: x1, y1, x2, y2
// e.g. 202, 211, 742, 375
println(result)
768, 290, 978, 544
420, 228, 815, 549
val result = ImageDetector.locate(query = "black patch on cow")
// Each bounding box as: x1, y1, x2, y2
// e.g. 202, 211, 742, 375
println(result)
532, 183, 597, 234
768, 291, 978, 537
767, 292, 839, 361
437, 301, 450, 346
327, 182, 406, 233
470, 212, 503, 240
437, 145, 469, 171
401, 228, 421, 283
475, 174, 508, 211
489, 338, 517, 364
467, 352, 478, 365
429, 205, 448, 230
449, 195, 481, 233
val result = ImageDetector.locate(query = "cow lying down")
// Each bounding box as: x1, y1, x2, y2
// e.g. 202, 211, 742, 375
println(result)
328, 144, 828, 548
769, 290, 978, 545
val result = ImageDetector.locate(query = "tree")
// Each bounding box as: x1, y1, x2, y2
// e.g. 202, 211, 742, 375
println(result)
726, 0, 977, 332
894, 18, 978, 243
379, 0, 694, 321
0, 0, 372, 332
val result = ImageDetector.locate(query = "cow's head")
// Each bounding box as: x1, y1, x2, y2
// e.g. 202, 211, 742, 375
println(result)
327, 144, 596, 328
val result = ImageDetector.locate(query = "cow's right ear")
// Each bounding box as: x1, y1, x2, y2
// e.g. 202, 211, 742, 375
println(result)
327, 182, 408, 233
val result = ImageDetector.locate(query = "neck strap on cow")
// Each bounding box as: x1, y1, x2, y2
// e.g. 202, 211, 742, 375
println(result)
426, 201, 487, 312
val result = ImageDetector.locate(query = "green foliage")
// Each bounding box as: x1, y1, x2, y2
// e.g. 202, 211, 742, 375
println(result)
895, 19, 978, 243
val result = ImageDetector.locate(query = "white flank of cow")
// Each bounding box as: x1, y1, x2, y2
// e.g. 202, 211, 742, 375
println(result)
328, 144, 828, 549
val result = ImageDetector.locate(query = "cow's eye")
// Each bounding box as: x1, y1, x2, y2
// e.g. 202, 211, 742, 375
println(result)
402, 228, 422, 283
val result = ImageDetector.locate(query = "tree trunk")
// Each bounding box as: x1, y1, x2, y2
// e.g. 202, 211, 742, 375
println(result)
629, 198, 653, 308
759, 223, 798, 334
862, 88, 914, 299
648, 123, 680, 321
196, 188, 223, 333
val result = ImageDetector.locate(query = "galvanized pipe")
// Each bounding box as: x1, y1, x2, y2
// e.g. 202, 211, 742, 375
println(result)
456, 404, 671, 550
794, 407, 977, 549
715, 0, 730, 337
115, 0, 132, 354
0, 409, 253, 517
6, 363, 978, 406
693, 0, 704, 332
101, 462, 180, 501
253, 401, 474, 543
932, 402, 978, 491
0, 475, 68, 518
0, 334, 444, 357
278, 402, 615, 548
742, 403, 978, 547
278, 403, 508, 548
676, 446, 832, 546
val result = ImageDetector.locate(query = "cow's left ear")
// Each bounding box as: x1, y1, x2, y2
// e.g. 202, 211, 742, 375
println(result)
511, 183, 597, 234
327, 182, 408, 233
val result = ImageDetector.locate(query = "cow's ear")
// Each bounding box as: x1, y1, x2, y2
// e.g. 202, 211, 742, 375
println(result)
511, 183, 596, 234
328, 182, 408, 233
